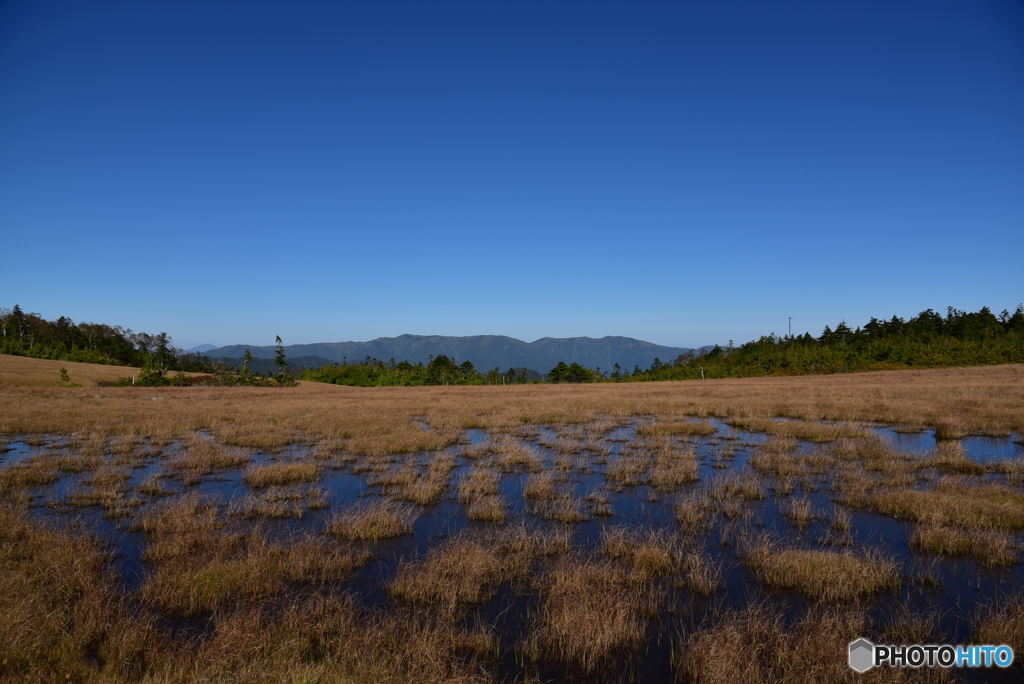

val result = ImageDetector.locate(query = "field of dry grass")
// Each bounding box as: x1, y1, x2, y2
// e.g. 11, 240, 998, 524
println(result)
2, 356, 1023, 682
0, 353, 144, 387
2, 355, 1023, 449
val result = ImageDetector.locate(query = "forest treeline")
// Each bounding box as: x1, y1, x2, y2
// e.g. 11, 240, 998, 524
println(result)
299, 355, 541, 386
628, 305, 1024, 382
4, 304, 1022, 387
0, 305, 292, 387
0, 305, 213, 372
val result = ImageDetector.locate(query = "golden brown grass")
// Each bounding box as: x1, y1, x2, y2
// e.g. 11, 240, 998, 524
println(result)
974, 591, 1024, 654
923, 440, 988, 475
601, 526, 678, 580
605, 453, 650, 487
525, 557, 655, 671
325, 499, 418, 541
0, 353, 144, 387
225, 485, 326, 519
599, 526, 723, 592
490, 436, 544, 472
136, 497, 369, 616
390, 527, 566, 611
141, 531, 371, 616
675, 492, 712, 532
909, 523, 1018, 568
780, 496, 815, 529
638, 418, 717, 437
466, 495, 507, 522
166, 437, 250, 475
709, 470, 765, 500
649, 445, 699, 491
867, 478, 1024, 530
457, 466, 500, 503
678, 602, 951, 684
744, 538, 900, 602
243, 461, 319, 487
0, 459, 60, 488
522, 471, 558, 499
4, 357, 1024, 679
529, 494, 591, 523
4, 357, 1022, 449
167, 593, 496, 683
586, 488, 615, 516
0, 505, 165, 681
727, 417, 870, 442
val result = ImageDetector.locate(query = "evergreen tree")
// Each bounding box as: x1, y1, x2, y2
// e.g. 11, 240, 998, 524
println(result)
274, 335, 288, 378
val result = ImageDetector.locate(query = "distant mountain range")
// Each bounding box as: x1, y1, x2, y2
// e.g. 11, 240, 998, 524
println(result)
202, 334, 699, 374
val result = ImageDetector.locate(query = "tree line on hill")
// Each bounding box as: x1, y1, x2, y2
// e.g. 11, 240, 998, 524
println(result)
0, 305, 294, 387
626, 305, 1024, 382
4, 303, 1022, 387
299, 355, 541, 386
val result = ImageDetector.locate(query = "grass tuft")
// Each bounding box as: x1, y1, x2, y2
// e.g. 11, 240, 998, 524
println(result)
326, 499, 417, 541
743, 538, 900, 602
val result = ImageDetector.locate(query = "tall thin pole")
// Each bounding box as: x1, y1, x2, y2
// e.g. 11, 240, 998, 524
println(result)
788, 317, 792, 339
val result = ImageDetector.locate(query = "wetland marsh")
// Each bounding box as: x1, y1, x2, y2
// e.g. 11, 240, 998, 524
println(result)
1, 359, 1023, 682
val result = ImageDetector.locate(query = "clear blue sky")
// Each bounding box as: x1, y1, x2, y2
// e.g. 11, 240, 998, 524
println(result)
2, 1, 1022, 350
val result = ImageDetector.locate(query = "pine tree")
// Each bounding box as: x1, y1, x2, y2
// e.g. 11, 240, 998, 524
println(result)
274, 336, 288, 378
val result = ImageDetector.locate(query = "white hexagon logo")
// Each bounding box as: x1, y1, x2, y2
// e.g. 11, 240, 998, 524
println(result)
849, 638, 875, 673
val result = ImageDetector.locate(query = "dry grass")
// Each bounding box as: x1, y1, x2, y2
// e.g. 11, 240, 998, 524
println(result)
601, 526, 678, 580
457, 466, 500, 503
490, 436, 544, 472
526, 557, 656, 671
3, 357, 1024, 679
675, 492, 712, 532
678, 602, 950, 684
529, 494, 591, 523
0, 460, 60, 488
136, 499, 367, 616
168, 593, 496, 683
909, 523, 1018, 568
141, 531, 371, 616
325, 499, 418, 541
709, 470, 765, 500
638, 418, 717, 437
744, 538, 900, 602
923, 440, 987, 475
466, 495, 507, 522
599, 526, 722, 592
649, 446, 699, 491
522, 471, 558, 499
390, 527, 565, 611
0, 505, 166, 680
832, 507, 853, 533
974, 591, 1024, 654
5, 357, 1022, 449
243, 461, 319, 487
727, 417, 869, 442
605, 453, 650, 487
225, 486, 327, 519
585, 488, 615, 516
166, 437, 250, 475
0, 353, 144, 387
867, 478, 1024, 530
780, 496, 815, 529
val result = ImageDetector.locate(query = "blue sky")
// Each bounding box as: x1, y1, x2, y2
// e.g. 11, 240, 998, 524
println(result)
2, 1, 1022, 350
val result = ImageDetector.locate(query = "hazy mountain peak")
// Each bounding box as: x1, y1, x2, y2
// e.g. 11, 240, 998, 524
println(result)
204, 334, 692, 373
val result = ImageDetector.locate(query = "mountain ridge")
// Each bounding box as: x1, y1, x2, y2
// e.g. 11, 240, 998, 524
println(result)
204, 334, 696, 373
